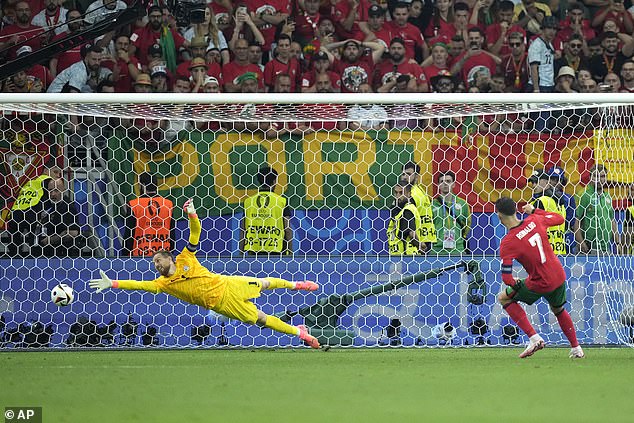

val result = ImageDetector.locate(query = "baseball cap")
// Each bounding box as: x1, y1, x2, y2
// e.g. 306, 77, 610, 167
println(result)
188, 57, 208, 70
204, 76, 219, 86
528, 169, 546, 184
430, 69, 452, 86
368, 4, 384, 17
313, 51, 329, 62
151, 65, 168, 77
546, 166, 568, 185
148, 43, 162, 56
134, 73, 152, 86
16, 45, 33, 57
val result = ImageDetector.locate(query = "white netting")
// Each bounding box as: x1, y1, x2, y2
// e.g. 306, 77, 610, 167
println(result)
0, 94, 632, 349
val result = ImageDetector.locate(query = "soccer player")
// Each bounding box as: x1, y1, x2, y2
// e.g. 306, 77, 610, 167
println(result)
89, 199, 320, 348
495, 197, 584, 359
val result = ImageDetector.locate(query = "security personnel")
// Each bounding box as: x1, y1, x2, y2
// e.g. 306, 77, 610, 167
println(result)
124, 173, 175, 257
240, 166, 292, 255
531, 170, 566, 254
401, 162, 437, 252
387, 181, 425, 255
546, 166, 577, 254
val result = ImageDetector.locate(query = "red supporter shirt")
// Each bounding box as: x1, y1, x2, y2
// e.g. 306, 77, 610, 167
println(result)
387, 21, 425, 60
50, 32, 82, 74
293, 12, 321, 44
422, 63, 450, 82
248, 0, 291, 51
0, 24, 45, 59
332, 55, 375, 92
424, 17, 453, 39
457, 51, 497, 86
331, 0, 370, 40
27, 64, 52, 89
485, 24, 525, 57
176, 60, 223, 85
500, 209, 567, 293
130, 26, 185, 66
374, 60, 425, 88
264, 56, 301, 90
222, 61, 264, 88
500, 53, 529, 91
101, 57, 142, 92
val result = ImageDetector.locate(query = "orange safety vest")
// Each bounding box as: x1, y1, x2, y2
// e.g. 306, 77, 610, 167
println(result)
129, 197, 174, 257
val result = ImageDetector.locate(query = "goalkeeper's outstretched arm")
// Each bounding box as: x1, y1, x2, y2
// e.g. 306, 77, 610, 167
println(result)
89, 270, 161, 293
184, 198, 201, 252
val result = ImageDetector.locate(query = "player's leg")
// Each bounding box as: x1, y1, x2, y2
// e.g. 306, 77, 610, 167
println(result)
499, 280, 545, 358
546, 284, 584, 358
255, 310, 320, 349
259, 277, 318, 292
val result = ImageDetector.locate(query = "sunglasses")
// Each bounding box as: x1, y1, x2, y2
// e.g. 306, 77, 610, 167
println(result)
570, 43, 582, 48
509, 42, 522, 47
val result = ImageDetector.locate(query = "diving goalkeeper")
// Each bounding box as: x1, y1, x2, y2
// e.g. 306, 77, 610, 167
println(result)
89, 199, 320, 348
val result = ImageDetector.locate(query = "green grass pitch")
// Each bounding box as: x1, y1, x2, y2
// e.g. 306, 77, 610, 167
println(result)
2, 348, 633, 422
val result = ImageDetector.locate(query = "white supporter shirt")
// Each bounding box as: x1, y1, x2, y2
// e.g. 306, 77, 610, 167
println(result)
31, 7, 68, 35
527, 37, 555, 87
47, 60, 112, 93
84, 0, 127, 25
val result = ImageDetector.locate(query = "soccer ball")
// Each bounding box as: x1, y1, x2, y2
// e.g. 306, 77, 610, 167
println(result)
51, 284, 74, 306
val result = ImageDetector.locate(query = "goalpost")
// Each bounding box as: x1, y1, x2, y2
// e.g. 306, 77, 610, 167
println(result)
0, 93, 632, 349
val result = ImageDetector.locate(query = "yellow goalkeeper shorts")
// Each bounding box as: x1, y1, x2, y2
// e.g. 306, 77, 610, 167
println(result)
214, 276, 263, 324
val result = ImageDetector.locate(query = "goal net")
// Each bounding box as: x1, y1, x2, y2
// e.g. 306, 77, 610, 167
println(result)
0, 93, 632, 349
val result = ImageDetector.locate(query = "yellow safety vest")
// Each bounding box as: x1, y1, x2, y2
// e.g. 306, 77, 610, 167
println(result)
533, 195, 566, 255
12, 175, 51, 211
243, 191, 286, 253
411, 184, 437, 242
387, 203, 423, 255
627, 205, 634, 254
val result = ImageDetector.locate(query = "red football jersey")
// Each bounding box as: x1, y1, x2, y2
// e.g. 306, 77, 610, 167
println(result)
500, 209, 566, 293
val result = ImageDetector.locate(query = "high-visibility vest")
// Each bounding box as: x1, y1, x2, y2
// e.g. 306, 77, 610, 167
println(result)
533, 195, 566, 255
410, 184, 437, 242
129, 196, 174, 257
12, 175, 51, 211
387, 203, 423, 255
243, 191, 286, 253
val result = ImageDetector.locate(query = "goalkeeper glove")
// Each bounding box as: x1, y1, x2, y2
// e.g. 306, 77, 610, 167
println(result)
89, 270, 113, 293
183, 198, 197, 217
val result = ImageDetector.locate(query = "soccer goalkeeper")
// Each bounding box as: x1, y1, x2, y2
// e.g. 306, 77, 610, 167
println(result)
89, 199, 320, 348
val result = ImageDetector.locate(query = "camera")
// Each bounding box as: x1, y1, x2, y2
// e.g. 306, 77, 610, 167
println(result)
470, 41, 480, 50
167, 0, 206, 27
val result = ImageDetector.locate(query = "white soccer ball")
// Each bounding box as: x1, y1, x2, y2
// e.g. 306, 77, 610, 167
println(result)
51, 284, 74, 307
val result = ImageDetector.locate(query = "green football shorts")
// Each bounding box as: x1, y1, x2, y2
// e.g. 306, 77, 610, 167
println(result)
505, 279, 567, 307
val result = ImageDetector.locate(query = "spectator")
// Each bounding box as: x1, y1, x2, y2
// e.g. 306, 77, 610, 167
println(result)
470, 0, 495, 28
513, 0, 552, 37
202, 76, 221, 93
587, 36, 603, 58
375, 37, 426, 92
421, 39, 451, 84
293, 0, 322, 46
591, 0, 633, 35
301, 51, 341, 93
431, 171, 471, 254
150, 65, 169, 93
172, 76, 191, 93
48, 9, 84, 78
578, 76, 598, 92
176, 36, 223, 83
448, 35, 465, 65
431, 70, 454, 93
554, 34, 589, 75
387, 180, 425, 255
450, 27, 500, 88
486, 0, 525, 57
47, 44, 112, 93
408, 0, 434, 38
107, 34, 141, 93
527, 16, 557, 94
331, 0, 371, 41
322, 39, 384, 92
240, 166, 292, 256
363, 4, 390, 48
229, 6, 265, 54
305, 73, 347, 131
588, 31, 629, 81
0, 1, 45, 60
189, 57, 209, 93
388, 2, 428, 61
424, 0, 455, 39
438, 2, 470, 42
603, 71, 622, 92
183, 6, 230, 64
500, 32, 529, 92
264, 34, 301, 92
554, 66, 578, 93
31, 0, 67, 36
574, 164, 621, 254
620, 60, 634, 92
345, 83, 388, 130
123, 172, 175, 257
130, 5, 186, 69
400, 161, 436, 252
250, 0, 290, 57
555, 4, 595, 50
248, 42, 264, 71
223, 38, 264, 92
132, 73, 153, 93
84, 0, 127, 26
2, 67, 43, 93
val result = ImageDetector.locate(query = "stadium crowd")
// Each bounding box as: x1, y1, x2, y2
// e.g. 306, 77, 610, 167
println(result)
2, 0, 634, 95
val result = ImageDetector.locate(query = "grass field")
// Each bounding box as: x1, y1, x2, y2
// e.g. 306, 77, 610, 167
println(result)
2, 348, 633, 423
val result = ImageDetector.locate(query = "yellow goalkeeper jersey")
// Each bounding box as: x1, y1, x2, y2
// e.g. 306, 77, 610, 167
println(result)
116, 248, 227, 309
